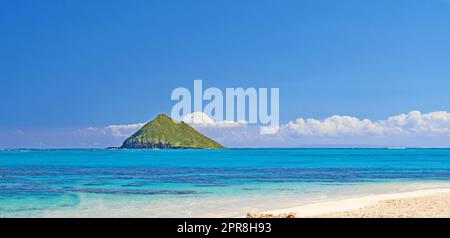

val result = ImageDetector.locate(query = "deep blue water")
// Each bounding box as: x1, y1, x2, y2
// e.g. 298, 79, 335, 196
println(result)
1, 149, 450, 217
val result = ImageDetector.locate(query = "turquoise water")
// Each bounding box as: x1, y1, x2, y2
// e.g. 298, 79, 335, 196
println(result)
1, 149, 450, 217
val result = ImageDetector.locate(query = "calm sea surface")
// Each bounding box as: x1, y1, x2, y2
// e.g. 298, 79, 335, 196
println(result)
1, 149, 450, 217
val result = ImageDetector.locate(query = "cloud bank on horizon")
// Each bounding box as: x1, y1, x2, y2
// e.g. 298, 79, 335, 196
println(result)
77, 110, 450, 148
285, 111, 450, 137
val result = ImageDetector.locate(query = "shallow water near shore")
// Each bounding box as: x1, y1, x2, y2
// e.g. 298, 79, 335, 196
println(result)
1, 148, 450, 217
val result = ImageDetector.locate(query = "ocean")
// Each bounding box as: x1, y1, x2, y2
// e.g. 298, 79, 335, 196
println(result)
1, 148, 450, 217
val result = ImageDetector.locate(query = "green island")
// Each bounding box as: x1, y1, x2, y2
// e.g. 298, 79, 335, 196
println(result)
120, 114, 225, 149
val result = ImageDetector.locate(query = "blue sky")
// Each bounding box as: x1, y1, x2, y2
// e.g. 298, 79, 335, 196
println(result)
1, 0, 450, 148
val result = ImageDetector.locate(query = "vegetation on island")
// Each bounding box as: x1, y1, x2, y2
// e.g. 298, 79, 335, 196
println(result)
120, 114, 225, 149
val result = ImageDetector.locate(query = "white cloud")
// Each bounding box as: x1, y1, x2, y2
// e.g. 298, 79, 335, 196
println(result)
182, 112, 247, 128
86, 123, 145, 137
83, 112, 247, 139
285, 111, 450, 137
260, 125, 280, 135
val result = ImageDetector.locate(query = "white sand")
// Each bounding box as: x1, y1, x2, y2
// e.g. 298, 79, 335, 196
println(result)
261, 187, 450, 218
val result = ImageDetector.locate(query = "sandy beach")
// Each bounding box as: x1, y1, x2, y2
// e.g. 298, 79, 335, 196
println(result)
255, 187, 450, 218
